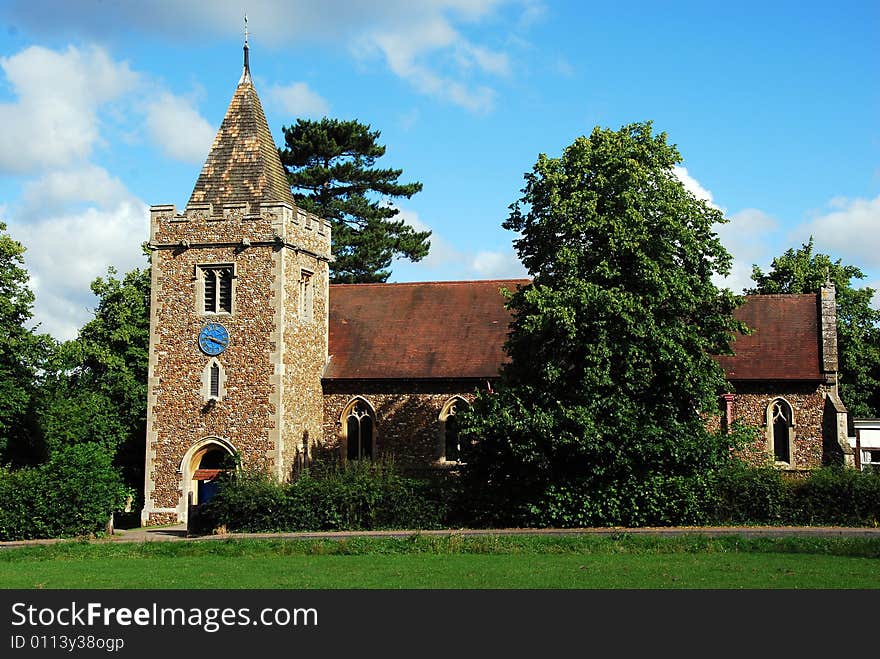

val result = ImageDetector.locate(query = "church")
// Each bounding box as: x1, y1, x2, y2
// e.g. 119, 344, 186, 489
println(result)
141, 48, 853, 525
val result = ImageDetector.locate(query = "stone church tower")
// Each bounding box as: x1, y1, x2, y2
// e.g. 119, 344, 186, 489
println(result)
141, 44, 331, 525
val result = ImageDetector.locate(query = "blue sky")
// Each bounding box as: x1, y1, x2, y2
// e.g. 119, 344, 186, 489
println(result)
0, 1, 877, 339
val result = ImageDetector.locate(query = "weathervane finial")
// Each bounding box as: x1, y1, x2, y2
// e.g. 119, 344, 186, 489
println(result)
242, 13, 251, 79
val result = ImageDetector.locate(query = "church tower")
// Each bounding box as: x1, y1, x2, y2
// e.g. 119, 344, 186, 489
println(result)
141, 43, 331, 525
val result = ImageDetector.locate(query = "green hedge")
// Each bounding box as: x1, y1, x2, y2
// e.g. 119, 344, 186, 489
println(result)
456, 464, 880, 529
712, 465, 880, 526
191, 460, 447, 534
192, 461, 880, 534
0, 444, 130, 540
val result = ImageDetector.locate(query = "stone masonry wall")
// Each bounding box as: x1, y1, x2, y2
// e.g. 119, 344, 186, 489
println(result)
321, 380, 483, 469
280, 246, 329, 480
322, 380, 830, 474
727, 381, 828, 470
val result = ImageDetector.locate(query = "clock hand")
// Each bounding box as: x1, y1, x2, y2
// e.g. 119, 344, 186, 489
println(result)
207, 336, 228, 346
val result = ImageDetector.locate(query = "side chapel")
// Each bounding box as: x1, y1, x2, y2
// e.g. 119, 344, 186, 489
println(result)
141, 47, 853, 525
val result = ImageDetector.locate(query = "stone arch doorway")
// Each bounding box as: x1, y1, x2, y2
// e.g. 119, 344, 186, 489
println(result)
179, 437, 237, 519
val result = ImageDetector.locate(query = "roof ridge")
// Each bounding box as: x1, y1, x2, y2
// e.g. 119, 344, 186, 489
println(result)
330, 278, 530, 288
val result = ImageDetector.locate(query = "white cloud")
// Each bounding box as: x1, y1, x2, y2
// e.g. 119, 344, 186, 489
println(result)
14, 200, 149, 340
7, 1, 516, 114
366, 18, 503, 113
0, 45, 138, 173
673, 165, 718, 209
713, 208, 779, 294
146, 92, 216, 163
0, 44, 208, 338
396, 207, 464, 270
392, 205, 525, 280
798, 195, 880, 270
471, 249, 526, 278
20, 165, 134, 215
267, 82, 330, 118
870, 283, 880, 310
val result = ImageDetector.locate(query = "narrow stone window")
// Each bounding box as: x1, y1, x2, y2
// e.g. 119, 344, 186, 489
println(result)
768, 398, 794, 464
344, 399, 374, 460
201, 265, 234, 314
209, 363, 220, 398
299, 269, 314, 322
200, 358, 226, 402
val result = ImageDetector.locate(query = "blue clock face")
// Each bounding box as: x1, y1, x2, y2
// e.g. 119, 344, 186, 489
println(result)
198, 322, 230, 356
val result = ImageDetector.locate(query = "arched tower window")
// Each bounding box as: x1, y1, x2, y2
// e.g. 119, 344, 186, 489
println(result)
440, 397, 470, 463
343, 398, 375, 460
767, 398, 794, 465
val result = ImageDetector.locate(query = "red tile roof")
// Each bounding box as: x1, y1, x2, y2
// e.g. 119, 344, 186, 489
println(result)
717, 293, 823, 381
325, 282, 824, 382
325, 280, 528, 379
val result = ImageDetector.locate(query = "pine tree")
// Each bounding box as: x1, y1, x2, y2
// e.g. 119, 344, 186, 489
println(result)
280, 118, 430, 283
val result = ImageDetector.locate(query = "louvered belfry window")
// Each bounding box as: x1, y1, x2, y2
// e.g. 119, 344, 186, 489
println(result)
202, 266, 233, 313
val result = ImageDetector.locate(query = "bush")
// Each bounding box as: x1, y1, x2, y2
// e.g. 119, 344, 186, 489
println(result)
514, 474, 718, 529
788, 467, 880, 526
196, 460, 447, 534
0, 444, 129, 540
193, 460, 880, 533
711, 463, 791, 525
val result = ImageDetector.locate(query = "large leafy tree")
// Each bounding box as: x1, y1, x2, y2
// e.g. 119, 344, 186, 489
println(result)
748, 238, 880, 417
280, 118, 430, 283
0, 222, 52, 464
459, 122, 744, 525
38, 263, 151, 490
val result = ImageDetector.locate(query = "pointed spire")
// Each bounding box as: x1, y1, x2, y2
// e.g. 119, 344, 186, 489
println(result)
188, 33, 295, 209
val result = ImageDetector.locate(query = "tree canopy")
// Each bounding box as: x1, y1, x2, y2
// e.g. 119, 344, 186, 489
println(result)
280, 117, 430, 283
37, 262, 151, 491
459, 122, 745, 525
748, 238, 880, 417
0, 222, 51, 464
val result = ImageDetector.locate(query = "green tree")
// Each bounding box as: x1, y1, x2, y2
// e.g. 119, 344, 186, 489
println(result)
459, 122, 745, 526
280, 118, 430, 283
748, 238, 880, 417
38, 263, 150, 490
0, 222, 51, 464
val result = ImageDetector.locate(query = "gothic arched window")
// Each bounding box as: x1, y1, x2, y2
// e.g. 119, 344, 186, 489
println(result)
440, 397, 470, 463
344, 399, 375, 460
768, 398, 794, 465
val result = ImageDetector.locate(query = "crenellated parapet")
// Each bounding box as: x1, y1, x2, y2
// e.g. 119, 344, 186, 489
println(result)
149, 201, 332, 261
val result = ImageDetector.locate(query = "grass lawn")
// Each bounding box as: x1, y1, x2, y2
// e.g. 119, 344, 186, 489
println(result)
1, 534, 878, 589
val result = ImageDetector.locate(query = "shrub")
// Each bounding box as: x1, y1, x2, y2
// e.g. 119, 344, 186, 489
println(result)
0, 444, 129, 540
710, 462, 790, 525
516, 474, 718, 529
788, 467, 880, 526
196, 459, 447, 534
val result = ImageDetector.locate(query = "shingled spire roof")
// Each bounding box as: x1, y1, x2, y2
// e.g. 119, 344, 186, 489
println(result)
188, 42, 295, 208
